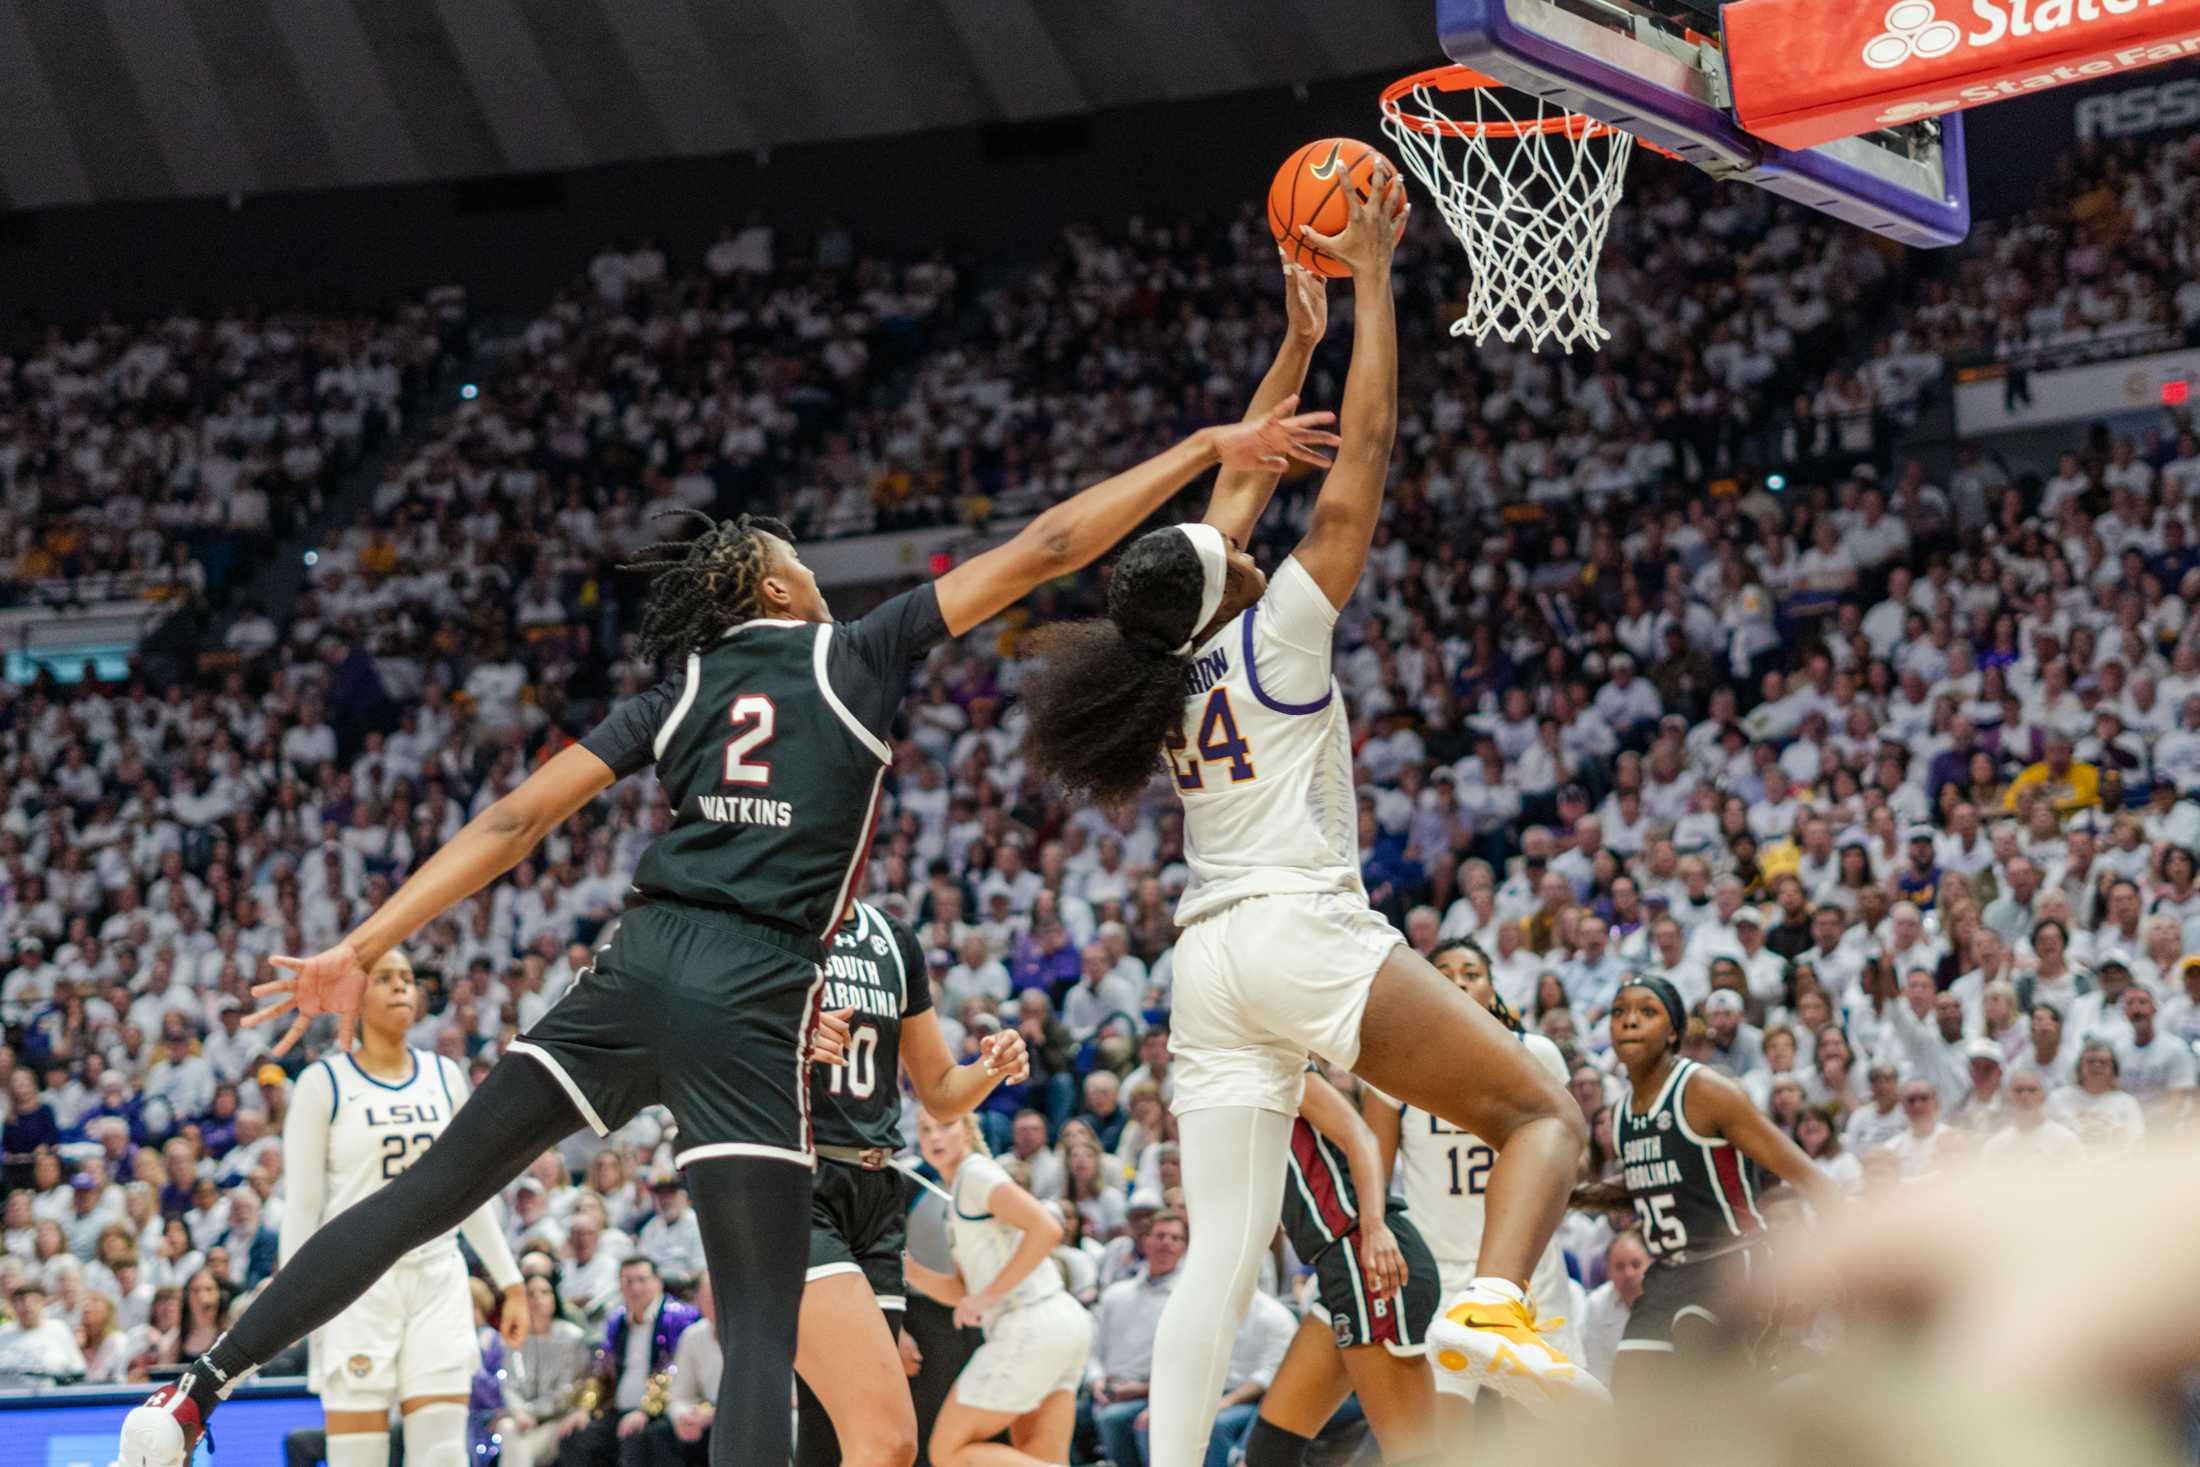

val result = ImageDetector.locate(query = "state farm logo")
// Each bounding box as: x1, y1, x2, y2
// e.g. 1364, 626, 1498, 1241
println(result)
1863, 0, 1963, 69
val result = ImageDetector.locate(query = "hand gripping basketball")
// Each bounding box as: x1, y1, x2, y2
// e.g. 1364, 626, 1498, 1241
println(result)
1298, 167, 1409, 277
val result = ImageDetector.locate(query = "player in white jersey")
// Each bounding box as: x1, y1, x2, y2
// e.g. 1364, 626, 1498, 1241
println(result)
1024, 173, 1597, 1467
1361, 940, 1584, 1438
283, 951, 524, 1467
904, 1109, 1090, 1467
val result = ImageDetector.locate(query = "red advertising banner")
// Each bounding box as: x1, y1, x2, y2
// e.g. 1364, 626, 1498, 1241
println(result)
1725, 0, 2200, 149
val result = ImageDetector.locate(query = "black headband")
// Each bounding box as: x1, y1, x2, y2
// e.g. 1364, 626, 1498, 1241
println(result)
1617, 976, 1687, 1042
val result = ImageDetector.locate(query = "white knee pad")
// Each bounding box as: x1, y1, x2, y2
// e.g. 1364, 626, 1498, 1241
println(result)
403, 1402, 471, 1467
325, 1431, 390, 1467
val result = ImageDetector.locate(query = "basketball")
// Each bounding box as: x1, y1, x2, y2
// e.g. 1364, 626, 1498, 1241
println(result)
1268, 137, 1401, 278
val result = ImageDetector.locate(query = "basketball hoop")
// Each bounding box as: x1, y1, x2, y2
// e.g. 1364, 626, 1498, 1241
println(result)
1381, 65, 1659, 354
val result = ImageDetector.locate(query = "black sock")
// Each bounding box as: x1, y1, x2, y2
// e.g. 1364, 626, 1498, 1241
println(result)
187, 1058, 582, 1414
1241, 1417, 1312, 1467
686, 1155, 814, 1467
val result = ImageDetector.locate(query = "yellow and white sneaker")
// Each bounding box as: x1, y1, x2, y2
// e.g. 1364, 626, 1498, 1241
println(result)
1426, 1283, 1612, 1413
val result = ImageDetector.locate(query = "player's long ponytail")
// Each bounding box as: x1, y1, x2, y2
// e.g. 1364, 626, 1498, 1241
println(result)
1023, 527, 1211, 807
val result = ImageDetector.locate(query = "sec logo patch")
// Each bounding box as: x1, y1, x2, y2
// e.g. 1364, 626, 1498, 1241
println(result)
871, 935, 889, 956
347, 1354, 373, 1378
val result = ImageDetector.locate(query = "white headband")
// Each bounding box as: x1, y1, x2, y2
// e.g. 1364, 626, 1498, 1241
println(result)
1173, 523, 1231, 656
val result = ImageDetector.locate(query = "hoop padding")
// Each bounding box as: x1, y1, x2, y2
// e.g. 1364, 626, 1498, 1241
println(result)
1381, 67, 1637, 353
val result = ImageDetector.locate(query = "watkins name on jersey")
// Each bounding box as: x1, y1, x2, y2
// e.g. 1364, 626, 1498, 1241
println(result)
695, 794, 795, 828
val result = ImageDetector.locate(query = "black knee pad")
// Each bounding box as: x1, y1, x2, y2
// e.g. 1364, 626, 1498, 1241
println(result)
1241, 1417, 1313, 1467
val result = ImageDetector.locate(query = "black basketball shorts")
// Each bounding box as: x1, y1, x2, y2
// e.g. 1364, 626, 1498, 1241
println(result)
1313, 1208, 1441, 1355
509, 899, 824, 1168
806, 1160, 910, 1310
1618, 1244, 1773, 1357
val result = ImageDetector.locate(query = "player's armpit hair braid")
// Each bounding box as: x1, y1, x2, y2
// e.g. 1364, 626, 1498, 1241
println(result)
1022, 528, 1207, 808
623, 509, 793, 660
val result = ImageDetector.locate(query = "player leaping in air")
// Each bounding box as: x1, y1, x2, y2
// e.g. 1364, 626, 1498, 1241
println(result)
1022, 167, 1600, 1467
122, 390, 1338, 1467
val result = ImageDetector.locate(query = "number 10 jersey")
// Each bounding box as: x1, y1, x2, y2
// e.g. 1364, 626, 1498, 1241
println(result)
811, 900, 931, 1151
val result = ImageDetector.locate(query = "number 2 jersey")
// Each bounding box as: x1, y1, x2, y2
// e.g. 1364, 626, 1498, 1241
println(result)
579, 586, 948, 949
1616, 1057, 1766, 1263
810, 899, 931, 1152
281, 1049, 516, 1274
1172, 556, 1365, 927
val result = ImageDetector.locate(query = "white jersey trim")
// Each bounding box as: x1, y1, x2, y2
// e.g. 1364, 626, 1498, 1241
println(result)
676, 1141, 817, 1169
652, 653, 702, 761
507, 1042, 609, 1136
812, 625, 892, 764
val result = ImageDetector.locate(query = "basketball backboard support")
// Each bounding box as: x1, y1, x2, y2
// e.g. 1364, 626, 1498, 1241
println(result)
1436, 0, 1972, 247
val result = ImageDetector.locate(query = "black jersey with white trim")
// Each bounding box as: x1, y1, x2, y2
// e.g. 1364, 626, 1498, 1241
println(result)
809, 901, 932, 1151
1616, 1057, 1765, 1262
581, 586, 946, 948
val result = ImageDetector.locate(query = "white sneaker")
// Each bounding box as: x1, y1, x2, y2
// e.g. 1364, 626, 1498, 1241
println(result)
1426, 1284, 1612, 1413
120, 1379, 209, 1467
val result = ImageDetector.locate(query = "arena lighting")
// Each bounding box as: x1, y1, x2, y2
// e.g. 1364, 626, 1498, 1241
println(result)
2166, 379, 2191, 406
303, 550, 319, 566
1766, 473, 1788, 491
460, 383, 479, 400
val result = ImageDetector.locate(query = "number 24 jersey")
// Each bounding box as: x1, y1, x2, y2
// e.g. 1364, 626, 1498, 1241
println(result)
1172, 556, 1365, 927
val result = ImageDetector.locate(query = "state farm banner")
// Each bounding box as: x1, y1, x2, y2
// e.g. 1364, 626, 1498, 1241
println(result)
1725, 0, 2200, 149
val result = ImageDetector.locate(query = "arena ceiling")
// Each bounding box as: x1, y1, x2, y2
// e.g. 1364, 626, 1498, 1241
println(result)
0, 0, 1432, 210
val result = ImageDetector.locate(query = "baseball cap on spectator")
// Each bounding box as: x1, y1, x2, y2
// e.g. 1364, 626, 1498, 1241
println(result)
1733, 909, 1762, 929
651, 1171, 685, 1193
1963, 1038, 2004, 1065
1704, 990, 1744, 1016
70, 1174, 98, 1193
1128, 1188, 1162, 1213
2096, 951, 2133, 975
1906, 825, 1936, 844
927, 949, 952, 970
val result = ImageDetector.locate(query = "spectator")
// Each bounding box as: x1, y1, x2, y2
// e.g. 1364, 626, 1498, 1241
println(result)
2047, 1041, 2146, 1155
1083, 1208, 1188, 1467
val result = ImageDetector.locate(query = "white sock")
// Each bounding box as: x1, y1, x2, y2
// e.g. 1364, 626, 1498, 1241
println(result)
1470, 1276, 1526, 1303
325, 1431, 389, 1467
402, 1402, 471, 1467
1146, 1105, 1293, 1467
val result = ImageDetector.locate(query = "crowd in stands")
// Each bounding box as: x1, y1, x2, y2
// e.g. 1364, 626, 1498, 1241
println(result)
2, 118, 2199, 1467
1, 291, 467, 617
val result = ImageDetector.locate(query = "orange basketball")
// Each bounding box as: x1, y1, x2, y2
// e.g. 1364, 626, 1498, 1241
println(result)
1267, 138, 1401, 279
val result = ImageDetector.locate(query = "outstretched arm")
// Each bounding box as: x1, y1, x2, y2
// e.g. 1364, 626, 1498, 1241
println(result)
248, 745, 616, 1053
1289, 170, 1406, 610
932, 404, 1338, 638
1204, 263, 1328, 549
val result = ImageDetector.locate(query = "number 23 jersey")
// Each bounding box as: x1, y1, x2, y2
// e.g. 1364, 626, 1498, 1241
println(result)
810, 899, 931, 1152
1172, 556, 1365, 927
289, 1050, 471, 1268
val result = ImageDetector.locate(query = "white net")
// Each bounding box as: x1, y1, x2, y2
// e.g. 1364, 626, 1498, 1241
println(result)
1381, 74, 1638, 354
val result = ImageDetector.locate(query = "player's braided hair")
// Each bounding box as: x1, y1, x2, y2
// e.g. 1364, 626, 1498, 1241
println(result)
1022, 527, 1208, 808
623, 509, 794, 660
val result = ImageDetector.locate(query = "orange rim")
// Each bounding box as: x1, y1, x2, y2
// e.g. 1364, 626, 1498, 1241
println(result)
1380, 64, 1680, 158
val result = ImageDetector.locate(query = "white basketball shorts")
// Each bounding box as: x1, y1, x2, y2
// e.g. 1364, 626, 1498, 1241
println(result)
954, 1293, 1092, 1415
310, 1249, 480, 1410
1169, 892, 1403, 1117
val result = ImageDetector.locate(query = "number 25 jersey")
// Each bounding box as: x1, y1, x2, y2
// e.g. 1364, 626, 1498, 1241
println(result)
1172, 556, 1365, 927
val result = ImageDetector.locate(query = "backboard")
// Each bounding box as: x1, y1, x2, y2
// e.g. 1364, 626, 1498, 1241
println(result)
1436, 0, 1972, 246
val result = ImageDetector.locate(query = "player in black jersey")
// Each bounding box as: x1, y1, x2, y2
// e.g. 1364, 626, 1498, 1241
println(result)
1607, 976, 1835, 1397
792, 898, 1031, 1467
122, 404, 1340, 1467
1240, 1070, 1441, 1467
